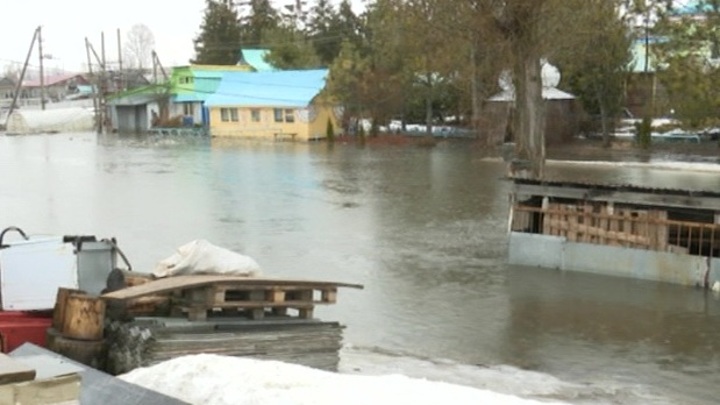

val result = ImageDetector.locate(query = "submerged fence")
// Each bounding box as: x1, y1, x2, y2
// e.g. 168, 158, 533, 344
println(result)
512, 204, 720, 258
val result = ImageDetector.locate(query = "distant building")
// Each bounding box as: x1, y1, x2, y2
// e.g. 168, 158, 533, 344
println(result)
481, 63, 580, 145
106, 64, 255, 134
205, 69, 339, 141
21, 73, 89, 103
0, 76, 16, 109
171, 64, 255, 126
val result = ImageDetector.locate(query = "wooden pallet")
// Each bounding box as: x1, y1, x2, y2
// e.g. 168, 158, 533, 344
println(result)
173, 283, 338, 321
101, 275, 362, 322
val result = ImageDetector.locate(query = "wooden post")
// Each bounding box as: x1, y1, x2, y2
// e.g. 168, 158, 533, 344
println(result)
61, 293, 106, 341
105, 268, 154, 293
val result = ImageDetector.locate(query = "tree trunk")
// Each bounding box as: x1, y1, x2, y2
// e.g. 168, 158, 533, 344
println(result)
594, 82, 611, 148
471, 44, 482, 141
512, 50, 545, 179
425, 73, 433, 138
600, 102, 610, 148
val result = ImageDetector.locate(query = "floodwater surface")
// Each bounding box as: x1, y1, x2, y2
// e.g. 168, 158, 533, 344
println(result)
1, 132, 719, 404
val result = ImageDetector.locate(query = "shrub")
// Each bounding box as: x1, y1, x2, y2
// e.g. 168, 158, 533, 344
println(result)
635, 116, 652, 149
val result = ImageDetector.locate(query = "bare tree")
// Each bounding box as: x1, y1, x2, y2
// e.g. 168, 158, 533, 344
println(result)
124, 24, 155, 70
2, 63, 21, 82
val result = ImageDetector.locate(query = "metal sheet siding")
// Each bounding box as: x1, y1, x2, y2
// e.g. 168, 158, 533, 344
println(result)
508, 232, 563, 269
509, 232, 710, 287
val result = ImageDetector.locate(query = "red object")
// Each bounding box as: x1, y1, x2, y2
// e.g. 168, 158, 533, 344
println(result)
0, 311, 53, 353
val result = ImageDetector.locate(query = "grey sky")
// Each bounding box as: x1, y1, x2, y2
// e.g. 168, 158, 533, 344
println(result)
0, 0, 365, 74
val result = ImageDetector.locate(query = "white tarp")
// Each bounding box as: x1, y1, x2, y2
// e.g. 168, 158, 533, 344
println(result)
6, 107, 94, 135
153, 239, 262, 278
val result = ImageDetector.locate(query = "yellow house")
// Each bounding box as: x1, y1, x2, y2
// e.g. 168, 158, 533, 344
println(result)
205, 69, 340, 141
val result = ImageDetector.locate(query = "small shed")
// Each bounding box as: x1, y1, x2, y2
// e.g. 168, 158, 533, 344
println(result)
481, 62, 580, 146
107, 91, 165, 134
5, 107, 94, 135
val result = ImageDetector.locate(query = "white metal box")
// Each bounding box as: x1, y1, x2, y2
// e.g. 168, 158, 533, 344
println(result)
0, 235, 116, 311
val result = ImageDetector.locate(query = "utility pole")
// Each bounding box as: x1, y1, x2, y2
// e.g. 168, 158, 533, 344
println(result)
117, 28, 123, 92
100, 32, 107, 133
38, 26, 46, 110
5, 27, 39, 127
85, 38, 100, 134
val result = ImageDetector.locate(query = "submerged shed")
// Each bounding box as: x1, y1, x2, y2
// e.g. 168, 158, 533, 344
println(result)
508, 178, 720, 288
5, 107, 94, 135
481, 62, 581, 146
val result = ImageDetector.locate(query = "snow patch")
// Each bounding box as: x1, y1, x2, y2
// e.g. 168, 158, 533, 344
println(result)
119, 354, 569, 405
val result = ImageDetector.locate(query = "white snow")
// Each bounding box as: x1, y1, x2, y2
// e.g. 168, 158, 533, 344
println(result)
119, 354, 569, 405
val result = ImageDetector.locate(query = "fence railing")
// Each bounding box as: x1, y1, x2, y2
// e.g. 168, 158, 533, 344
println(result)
512, 205, 720, 258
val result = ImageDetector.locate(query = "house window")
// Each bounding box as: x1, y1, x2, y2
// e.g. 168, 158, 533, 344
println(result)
274, 108, 283, 123
284, 109, 295, 123
179, 76, 194, 85
251, 109, 261, 122
221, 108, 229, 122
230, 108, 239, 122
183, 103, 194, 116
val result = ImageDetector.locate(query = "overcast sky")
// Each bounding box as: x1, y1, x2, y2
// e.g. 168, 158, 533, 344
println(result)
0, 0, 365, 74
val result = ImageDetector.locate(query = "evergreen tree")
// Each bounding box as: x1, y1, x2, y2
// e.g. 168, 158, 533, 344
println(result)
555, 0, 632, 147
240, 0, 280, 47
192, 0, 242, 65
654, 0, 720, 127
307, 0, 341, 65
263, 24, 322, 69
336, 0, 364, 52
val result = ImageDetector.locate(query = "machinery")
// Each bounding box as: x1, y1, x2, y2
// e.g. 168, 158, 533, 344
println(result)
0, 226, 129, 352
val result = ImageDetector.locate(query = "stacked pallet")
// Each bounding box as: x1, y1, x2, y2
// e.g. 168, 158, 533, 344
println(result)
101, 275, 362, 375
105, 319, 344, 375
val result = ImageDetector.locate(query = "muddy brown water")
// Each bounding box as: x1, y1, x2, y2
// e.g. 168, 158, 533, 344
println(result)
1, 133, 719, 403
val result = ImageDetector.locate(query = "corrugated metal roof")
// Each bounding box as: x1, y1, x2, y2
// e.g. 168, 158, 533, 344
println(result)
240, 49, 277, 72
174, 93, 205, 103
23, 73, 86, 88
107, 93, 162, 106
205, 69, 328, 108
513, 177, 720, 199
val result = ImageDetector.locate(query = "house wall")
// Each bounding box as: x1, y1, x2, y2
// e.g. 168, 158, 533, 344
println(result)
209, 103, 335, 141
307, 103, 339, 140
170, 101, 203, 125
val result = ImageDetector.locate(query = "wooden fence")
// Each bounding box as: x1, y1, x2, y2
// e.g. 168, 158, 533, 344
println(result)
512, 203, 720, 257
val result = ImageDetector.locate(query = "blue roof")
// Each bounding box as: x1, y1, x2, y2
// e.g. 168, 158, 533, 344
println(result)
240, 49, 277, 72
205, 69, 329, 108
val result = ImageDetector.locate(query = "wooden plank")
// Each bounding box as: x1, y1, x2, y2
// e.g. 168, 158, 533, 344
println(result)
0, 354, 36, 385
0, 374, 81, 405
544, 219, 651, 246
176, 301, 318, 309
513, 183, 720, 211
102, 275, 364, 301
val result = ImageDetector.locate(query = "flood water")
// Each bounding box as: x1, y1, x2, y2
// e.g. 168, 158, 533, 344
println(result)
1, 132, 719, 404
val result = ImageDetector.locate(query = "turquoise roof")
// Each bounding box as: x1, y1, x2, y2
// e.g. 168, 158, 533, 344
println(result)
240, 49, 277, 72
674, 1, 713, 15
205, 69, 328, 108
